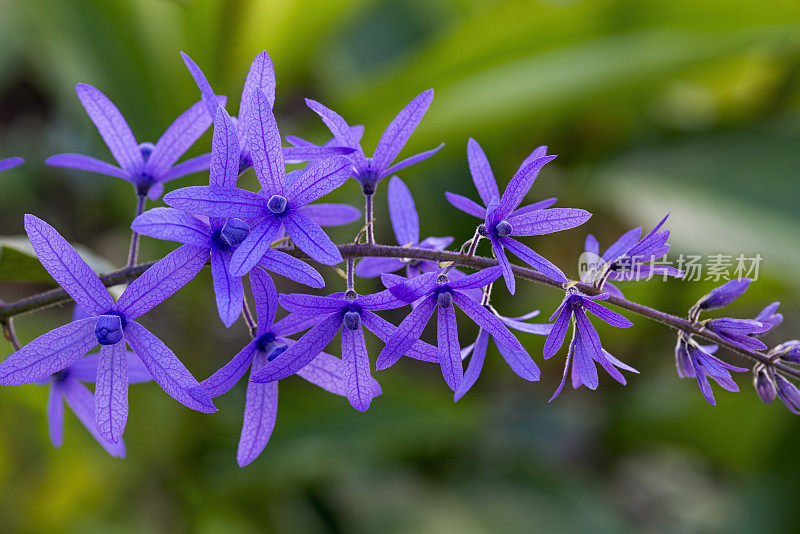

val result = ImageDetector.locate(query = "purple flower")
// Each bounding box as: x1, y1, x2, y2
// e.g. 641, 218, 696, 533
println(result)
581, 214, 683, 297
754, 302, 782, 334
46, 83, 224, 199
702, 318, 768, 352
753, 367, 777, 404
200, 269, 380, 466
544, 287, 636, 400
445, 138, 591, 294
377, 267, 525, 391
674, 334, 747, 405
0, 157, 24, 173
181, 51, 353, 172
41, 350, 151, 457
301, 90, 444, 194
0, 215, 216, 444
355, 176, 455, 278
132, 108, 325, 327
251, 286, 439, 411
775, 374, 800, 414
695, 278, 752, 310
773, 340, 800, 364
164, 90, 352, 274
455, 309, 551, 401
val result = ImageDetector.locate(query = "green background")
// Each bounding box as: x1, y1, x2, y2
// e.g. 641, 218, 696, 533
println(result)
1, 0, 799, 532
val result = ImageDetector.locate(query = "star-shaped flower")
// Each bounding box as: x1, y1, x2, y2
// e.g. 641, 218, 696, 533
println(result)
0, 215, 216, 444
200, 269, 381, 466
251, 285, 438, 411
133, 108, 325, 327
377, 267, 525, 391
46, 82, 224, 199
544, 287, 637, 400
675, 335, 746, 405
181, 51, 354, 171
0, 157, 24, 173
301, 90, 444, 194
455, 308, 551, 401
445, 138, 592, 294
581, 214, 683, 297
41, 347, 151, 457
164, 90, 352, 274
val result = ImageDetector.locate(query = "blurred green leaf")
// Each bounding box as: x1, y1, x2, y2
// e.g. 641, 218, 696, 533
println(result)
0, 235, 115, 283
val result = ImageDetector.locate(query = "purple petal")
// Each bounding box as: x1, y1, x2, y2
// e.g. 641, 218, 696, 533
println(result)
278, 293, 343, 315
360, 311, 438, 363
75, 83, 143, 175
548, 335, 574, 402
573, 311, 600, 390
499, 315, 552, 335
180, 51, 220, 119
0, 318, 97, 386
355, 288, 414, 311
164, 186, 268, 219
437, 302, 463, 391
580, 299, 633, 328
202, 340, 258, 397
208, 106, 241, 188
376, 295, 437, 370
373, 89, 434, 173
384, 271, 438, 302
490, 236, 516, 294
252, 313, 342, 382
229, 216, 283, 276
126, 352, 152, 384
283, 211, 342, 265
238, 352, 278, 467
239, 51, 276, 133
147, 98, 223, 179
117, 244, 208, 319
508, 197, 559, 218
381, 143, 444, 177
94, 341, 128, 443
300, 203, 360, 227
516, 145, 549, 174
258, 249, 324, 288
0, 157, 24, 173
698, 278, 752, 310
47, 384, 64, 448
272, 313, 323, 338
454, 329, 489, 401
247, 89, 286, 195
286, 156, 351, 207
444, 192, 486, 218
60, 377, 126, 457
500, 237, 568, 283
124, 321, 216, 412
496, 342, 540, 381
211, 249, 244, 328
131, 207, 212, 246
446, 266, 502, 290
285, 135, 315, 147
64, 354, 100, 382
387, 176, 419, 246
296, 350, 378, 397
283, 145, 356, 164
495, 155, 557, 220
304, 99, 363, 155
507, 208, 591, 236
602, 228, 640, 263
250, 267, 277, 334
466, 138, 500, 206
45, 154, 130, 181
356, 257, 405, 278
451, 291, 523, 352
159, 153, 212, 183
24, 214, 114, 315
543, 308, 571, 359
341, 323, 373, 411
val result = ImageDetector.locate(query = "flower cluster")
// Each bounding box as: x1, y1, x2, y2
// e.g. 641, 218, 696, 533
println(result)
0, 49, 796, 466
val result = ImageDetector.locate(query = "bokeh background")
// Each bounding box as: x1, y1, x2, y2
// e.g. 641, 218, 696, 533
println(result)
1, 0, 800, 532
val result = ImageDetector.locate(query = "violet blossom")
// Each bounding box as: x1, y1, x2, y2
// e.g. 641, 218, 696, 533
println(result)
445, 138, 591, 294
0, 215, 216, 444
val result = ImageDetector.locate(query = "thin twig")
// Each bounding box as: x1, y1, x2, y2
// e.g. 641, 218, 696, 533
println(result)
126, 195, 147, 267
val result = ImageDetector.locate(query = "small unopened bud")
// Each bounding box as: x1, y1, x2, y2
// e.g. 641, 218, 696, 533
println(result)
95, 314, 124, 345
495, 220, 513, 237
267, 194, 287, 214
754, 368, 777, 404
343, 311, 361, 330
437, 291, 452, 308
477, 224, 488, 237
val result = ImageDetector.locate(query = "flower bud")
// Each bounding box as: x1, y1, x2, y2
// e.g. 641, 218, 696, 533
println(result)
437, 291, 452, 308
95, 314, 124, 345
219, 218, 250, 248
753, 368, 776, 404
495, 220, 513, 237
343, 311, 361, 331
267, 194, 287, 214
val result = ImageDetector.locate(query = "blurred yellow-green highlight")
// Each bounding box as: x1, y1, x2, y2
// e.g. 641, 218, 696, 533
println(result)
1, 0, 799, 532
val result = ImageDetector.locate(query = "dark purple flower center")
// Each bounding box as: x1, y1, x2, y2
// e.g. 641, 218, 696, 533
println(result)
214, 218, 250, 250
138, 142, 155, 162
359, 158, 380, 194
494, 220, 513, 237
95, 313, 125, 345
52, 369, 68, 382
343, 311, 361, 331
437, 288, 453, 308
567, 295, 583, 311
267, 194, 287, 214
255, 332, 276, 352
